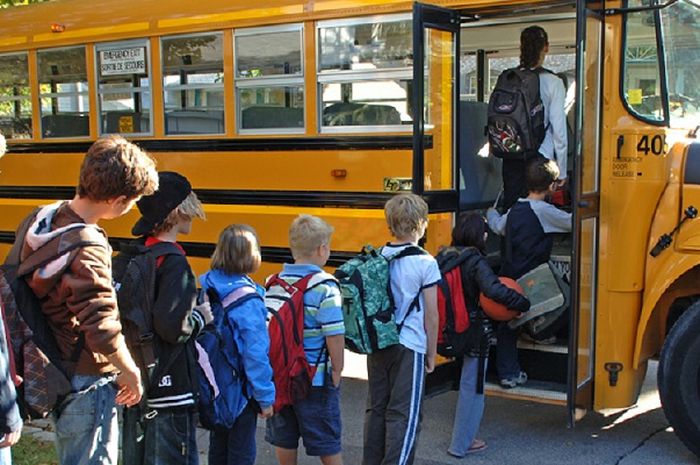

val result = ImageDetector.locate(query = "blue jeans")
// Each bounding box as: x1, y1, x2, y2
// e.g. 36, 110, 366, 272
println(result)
496, 323, 521, 379
52, 374, 119, 465
209, 402, 258, 465
448, 357, 487, 457
121, 405, 145, 465
143, 408, 199, 465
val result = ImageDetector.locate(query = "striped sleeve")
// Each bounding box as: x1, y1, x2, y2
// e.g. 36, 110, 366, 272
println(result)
316, 282, 344, 336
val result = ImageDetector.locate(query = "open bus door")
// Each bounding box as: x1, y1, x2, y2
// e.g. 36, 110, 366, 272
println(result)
567, 0, 604, 427
412, 2, 461, 395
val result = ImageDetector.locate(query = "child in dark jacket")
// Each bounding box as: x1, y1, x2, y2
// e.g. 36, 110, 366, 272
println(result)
443, 213, 530, 458
487, 158, 572, 387
200, 224, 275, 465
122, 171, 212, 465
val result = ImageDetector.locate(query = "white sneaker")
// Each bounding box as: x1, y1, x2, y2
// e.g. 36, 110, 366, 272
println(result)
500, 371, 528, 389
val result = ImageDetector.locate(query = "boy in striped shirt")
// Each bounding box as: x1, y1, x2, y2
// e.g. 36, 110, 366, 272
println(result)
265, 214, 345, 465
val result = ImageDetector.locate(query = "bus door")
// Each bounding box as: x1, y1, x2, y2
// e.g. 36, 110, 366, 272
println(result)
567, 0, 604, 427
412, 2, 461, 394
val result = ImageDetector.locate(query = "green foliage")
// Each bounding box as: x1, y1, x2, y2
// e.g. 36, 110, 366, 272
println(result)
12, 433, 58, 465
0, 0, 49, 7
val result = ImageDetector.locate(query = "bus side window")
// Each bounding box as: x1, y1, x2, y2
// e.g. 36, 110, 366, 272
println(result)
38, 46, 90, 139
162, 33, 224, 136
0, 52, 32, 140
96, 40, 152, 136
235, 25, 304, 134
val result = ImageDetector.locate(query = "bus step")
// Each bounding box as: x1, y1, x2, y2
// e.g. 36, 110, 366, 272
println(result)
484, 379, 567, 405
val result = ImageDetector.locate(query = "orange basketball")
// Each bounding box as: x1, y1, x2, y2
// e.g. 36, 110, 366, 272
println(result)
479, 277, 524, 321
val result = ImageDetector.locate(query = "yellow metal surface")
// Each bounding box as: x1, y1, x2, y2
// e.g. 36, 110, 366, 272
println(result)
0, 0, 558, 53
0, 149, 413, 192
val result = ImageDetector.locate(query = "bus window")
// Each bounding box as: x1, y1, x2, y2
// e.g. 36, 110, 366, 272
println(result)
623, 1, 664, 123
317, 15, 412, 131
96, 40, 152, 135
234, 24, 304, 133
38, 47, 90, 138
162, 33, 224, 135
460, 53, 478, 102
0, 53, 31, 139
660, 1, 700, 129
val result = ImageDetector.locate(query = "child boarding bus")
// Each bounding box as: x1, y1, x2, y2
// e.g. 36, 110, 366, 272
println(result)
0, 0, 698, 457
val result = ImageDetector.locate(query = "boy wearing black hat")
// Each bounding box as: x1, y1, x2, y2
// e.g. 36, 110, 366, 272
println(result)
121, 171, 212, 465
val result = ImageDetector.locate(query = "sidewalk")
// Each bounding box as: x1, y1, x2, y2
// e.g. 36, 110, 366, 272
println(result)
21, 353, 371, 464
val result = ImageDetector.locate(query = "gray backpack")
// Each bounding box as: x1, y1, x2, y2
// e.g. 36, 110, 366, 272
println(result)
487, 67, 547, 159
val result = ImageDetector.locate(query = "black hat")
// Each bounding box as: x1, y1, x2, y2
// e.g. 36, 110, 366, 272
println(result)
132, 171, 192, 236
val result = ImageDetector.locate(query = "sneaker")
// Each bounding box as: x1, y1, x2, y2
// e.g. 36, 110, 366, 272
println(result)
500, 371, 528, 389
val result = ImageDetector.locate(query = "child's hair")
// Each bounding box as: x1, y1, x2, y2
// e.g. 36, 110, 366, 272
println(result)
289, 214, 334, 260
526, 157, 560, 193
77, 136, 158, 201
152, 191, 206, 235
211, 224, 261, 275
384, 193, 428, 239
451, 212, 487, 253
520, 25, 549, 69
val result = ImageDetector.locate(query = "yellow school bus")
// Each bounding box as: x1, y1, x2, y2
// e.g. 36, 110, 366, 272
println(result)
0, 0, 699, 457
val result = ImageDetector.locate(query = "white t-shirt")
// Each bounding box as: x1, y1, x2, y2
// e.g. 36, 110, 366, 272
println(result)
538, 71, 568, 178
381, 243, 441, 354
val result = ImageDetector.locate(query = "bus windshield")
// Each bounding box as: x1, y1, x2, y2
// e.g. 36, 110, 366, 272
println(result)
662, 0, 700, 129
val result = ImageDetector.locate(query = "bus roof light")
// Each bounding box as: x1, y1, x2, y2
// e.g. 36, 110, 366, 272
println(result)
51, 23, 66, 33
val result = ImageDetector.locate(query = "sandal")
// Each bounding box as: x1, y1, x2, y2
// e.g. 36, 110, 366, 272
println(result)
467, 438, 488, 454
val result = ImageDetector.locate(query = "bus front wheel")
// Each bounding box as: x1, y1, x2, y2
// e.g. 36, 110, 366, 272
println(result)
658, 301, 700, 458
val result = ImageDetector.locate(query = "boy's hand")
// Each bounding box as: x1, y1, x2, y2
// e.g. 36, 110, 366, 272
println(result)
195, 301, 213, 325
425, 354, 436, 374
0, 429, 21, 448
115, 366, 143, 407
259, 406, 274, 419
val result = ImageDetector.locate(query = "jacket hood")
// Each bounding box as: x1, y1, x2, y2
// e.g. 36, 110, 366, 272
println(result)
199, 269, 261, 299
24, 201, 105, 280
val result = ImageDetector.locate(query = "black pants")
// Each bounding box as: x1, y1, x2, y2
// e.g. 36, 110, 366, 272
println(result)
501, 154, 546, 210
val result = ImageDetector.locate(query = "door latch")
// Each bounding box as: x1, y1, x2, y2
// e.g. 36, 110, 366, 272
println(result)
604, 362, 623, 387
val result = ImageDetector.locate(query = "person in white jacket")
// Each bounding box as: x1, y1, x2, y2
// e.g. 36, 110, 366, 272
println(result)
502, 26, 568, 209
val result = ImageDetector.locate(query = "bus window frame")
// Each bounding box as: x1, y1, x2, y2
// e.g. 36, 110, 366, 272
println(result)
95, 38, 154, 137
619, 0, 670, 126
0, 51, 32, 140
234, 22, 305, 135
316, 13, 413, 134
160, 31, 225, 137
37, 45, 91, 140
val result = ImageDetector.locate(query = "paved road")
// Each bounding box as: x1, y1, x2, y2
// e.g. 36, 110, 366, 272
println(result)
22, 356, 697, 464
188, 356, 697, 465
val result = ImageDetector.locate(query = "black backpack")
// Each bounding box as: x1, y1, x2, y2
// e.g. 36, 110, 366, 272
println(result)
112, 240, 182, 389
487, 67, 547, 159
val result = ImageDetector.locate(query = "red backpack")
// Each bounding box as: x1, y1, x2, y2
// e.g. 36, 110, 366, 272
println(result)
264, 272, 335, 412
435, 247, 480, 358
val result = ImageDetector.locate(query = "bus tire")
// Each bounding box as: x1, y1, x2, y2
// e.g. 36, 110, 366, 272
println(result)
658, 301, 700, 458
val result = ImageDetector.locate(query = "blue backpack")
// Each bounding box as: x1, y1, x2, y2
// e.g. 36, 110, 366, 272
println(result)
195, 285, 259, 430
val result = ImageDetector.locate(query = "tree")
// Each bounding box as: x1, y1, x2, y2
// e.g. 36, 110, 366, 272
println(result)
0, 0, 49, 7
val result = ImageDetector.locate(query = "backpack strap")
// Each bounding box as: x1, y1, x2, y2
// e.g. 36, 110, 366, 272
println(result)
384, 245, 429, 331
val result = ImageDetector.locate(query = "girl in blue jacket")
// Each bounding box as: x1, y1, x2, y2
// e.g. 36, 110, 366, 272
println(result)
200, 224, 275, 465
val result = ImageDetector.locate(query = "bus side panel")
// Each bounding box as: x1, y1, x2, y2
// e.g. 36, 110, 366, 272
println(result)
633, 143, 700, 368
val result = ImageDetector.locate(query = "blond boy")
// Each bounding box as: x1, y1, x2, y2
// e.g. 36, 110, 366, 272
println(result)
121, 171, 212, 465
265, 214, 344, 465
362, 193, 440, 465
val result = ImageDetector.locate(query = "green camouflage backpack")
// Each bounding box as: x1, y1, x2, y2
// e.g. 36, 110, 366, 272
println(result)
334, 245, 427, 354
